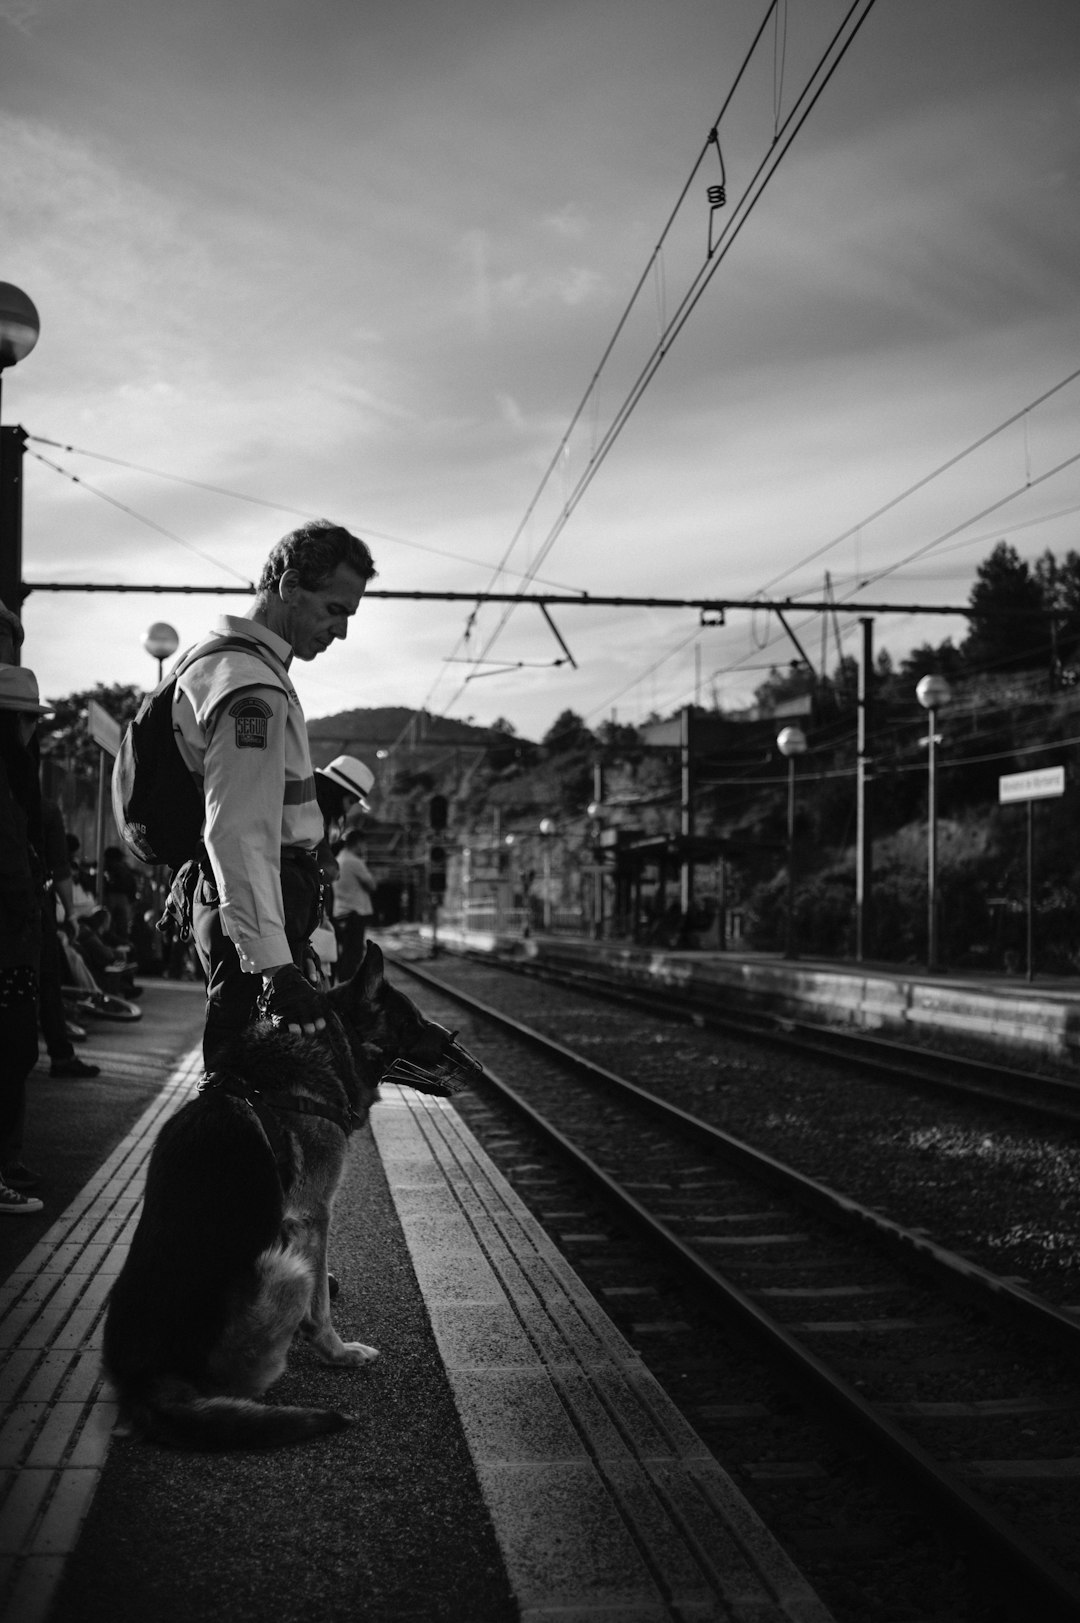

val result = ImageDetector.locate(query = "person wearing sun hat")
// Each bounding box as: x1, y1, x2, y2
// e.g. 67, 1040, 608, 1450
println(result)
0, 661, 50, 1215
311, 756, 374, 981
314, 754, 374, 836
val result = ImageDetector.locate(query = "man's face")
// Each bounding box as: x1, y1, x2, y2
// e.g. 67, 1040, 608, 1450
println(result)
281, 563, 367, 660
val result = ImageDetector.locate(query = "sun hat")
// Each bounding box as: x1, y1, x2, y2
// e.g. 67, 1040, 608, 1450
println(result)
0, 666, 52, 716
316, 754, 374, 808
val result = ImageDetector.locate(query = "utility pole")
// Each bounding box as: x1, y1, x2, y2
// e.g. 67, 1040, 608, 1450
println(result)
855, 617, 873, 960
679, 705, 694, 917
0, 428, 28, 646
0, 282, 41, 650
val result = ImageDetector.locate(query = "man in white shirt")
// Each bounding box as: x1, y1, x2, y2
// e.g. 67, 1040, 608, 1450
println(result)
333, 830, 377, 980
173, 520, 375, 1066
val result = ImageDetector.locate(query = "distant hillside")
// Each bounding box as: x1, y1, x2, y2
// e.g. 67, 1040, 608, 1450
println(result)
306, 707, 530, 769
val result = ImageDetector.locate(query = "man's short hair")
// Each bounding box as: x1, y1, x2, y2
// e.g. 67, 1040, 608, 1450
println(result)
257, 521, 378, 596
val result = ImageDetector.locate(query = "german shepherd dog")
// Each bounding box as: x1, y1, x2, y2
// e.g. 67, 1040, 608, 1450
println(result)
103, 942, 480, 1450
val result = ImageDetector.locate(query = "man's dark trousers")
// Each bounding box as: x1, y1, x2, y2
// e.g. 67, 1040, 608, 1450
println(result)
191, 850, 321, 1070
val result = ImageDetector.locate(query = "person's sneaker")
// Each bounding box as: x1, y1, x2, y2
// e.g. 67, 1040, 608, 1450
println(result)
1, 1163, 41, 1191
50, 1057, 101, 1079
0, 1182, 43, 1215
64, 1019, 88, 1043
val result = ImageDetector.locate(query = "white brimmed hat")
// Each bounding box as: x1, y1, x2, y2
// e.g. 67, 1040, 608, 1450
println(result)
316, 754, 374, 809
0, 665, 51, 716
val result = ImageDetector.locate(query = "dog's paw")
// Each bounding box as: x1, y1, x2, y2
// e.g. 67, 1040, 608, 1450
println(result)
313, 1337, 379, 1366
339, 1340, 379, 1365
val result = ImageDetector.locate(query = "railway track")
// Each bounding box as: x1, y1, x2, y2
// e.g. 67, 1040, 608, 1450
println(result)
475, 947, 1080, 1129
385, 945, 1080, 1623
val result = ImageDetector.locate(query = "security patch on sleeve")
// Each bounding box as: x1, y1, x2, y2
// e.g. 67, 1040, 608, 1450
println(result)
229, 695, 273, 749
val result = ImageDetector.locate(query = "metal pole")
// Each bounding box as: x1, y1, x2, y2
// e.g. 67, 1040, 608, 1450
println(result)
1026, 799, 1034, 983
542, 841, 552, 929
592, 760, 603, 940
927, 706, 938, 971
786, 756, 797, 958
679, 705, 693, 916
855, 617, 873, 960
0, 423, 27, 652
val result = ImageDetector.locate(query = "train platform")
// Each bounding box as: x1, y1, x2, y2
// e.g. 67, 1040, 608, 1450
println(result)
421, 923, 1080, 1067
0, 976, 836, 1623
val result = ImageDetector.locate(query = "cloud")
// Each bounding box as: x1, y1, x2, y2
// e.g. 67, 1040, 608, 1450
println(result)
458, 227, 494, 337
543, 203, 588, 239
0, 0, 40, 37
496, 392, 528, 432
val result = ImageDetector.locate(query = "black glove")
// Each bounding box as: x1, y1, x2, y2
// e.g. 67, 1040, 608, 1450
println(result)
259, 963, 326, 1032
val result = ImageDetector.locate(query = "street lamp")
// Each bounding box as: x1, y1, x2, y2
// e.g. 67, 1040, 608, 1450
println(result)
0, 282, 40, 387
586, 799, 605, 939
0, 283, 41, 654
776, 725, 807, 959
142, 621, 179, 684
539, 817, 557, 930
496, 831, 516, 933
916, 674, 950, 971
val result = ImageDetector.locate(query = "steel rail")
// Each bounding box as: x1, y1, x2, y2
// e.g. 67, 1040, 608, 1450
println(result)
393, 954, 1080, 1354
390, 954, 1080, 1618
389, 951, 1080, 1620
490, 951, 1080, 1130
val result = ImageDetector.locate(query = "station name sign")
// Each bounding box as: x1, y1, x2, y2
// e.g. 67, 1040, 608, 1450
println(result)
87, 697, 122, 758
998, 765, 1065, 804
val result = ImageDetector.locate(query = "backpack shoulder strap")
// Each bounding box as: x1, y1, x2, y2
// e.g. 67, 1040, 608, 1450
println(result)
173, 634, 293, 694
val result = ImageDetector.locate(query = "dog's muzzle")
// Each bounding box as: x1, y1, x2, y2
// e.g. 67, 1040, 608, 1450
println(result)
380, 1023, 484, 1098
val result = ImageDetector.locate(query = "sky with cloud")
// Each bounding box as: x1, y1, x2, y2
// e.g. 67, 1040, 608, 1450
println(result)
2, 0, 1078, 740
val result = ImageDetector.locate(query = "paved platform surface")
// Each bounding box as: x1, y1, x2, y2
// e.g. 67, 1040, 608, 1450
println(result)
0, 974, 835, 1623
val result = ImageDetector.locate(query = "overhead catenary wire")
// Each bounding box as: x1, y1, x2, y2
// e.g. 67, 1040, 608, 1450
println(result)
751, 363, 1080, 598
26, 448, 256, 588
464, 3, 880, 658
694, 729, 1080, 792
25, 433, 585, 595
428, 0, 878, 719
460, 0, 782, 606
598, 404, 1080, 727
841, 447, 1080, 602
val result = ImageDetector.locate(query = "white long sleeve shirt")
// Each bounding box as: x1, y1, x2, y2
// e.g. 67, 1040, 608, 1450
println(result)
173, 615, 322, 973
334, 850, 376, 918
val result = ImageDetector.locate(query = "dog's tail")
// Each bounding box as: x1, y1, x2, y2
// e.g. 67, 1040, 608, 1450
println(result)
118, 1378, 354, 1451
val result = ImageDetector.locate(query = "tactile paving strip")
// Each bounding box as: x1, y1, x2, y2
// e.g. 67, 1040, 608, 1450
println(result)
372, 1083, 836, 1623
0, 1045, 203, 1623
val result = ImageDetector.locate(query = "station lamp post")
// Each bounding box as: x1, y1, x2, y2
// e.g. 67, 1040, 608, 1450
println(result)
142, 621, 179, 684
916, 674, 951, 971
587, 798, 604, 939
539, 817, 557, 930
0, 282, 40, 408
776, 725, 807, 959
499, 832, 516, 932
0, 283, 41, 653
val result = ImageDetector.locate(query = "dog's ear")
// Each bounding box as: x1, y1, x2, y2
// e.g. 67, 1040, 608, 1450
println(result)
357, 939, 385, 1000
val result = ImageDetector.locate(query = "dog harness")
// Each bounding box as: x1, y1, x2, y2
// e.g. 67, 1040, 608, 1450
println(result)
198, 1071, 358, 1195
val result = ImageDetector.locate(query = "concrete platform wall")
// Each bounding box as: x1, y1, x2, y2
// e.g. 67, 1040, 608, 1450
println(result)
417, 926, 1080, 1066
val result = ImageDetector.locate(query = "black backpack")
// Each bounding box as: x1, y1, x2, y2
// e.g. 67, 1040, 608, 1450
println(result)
111, 635, 286, 871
